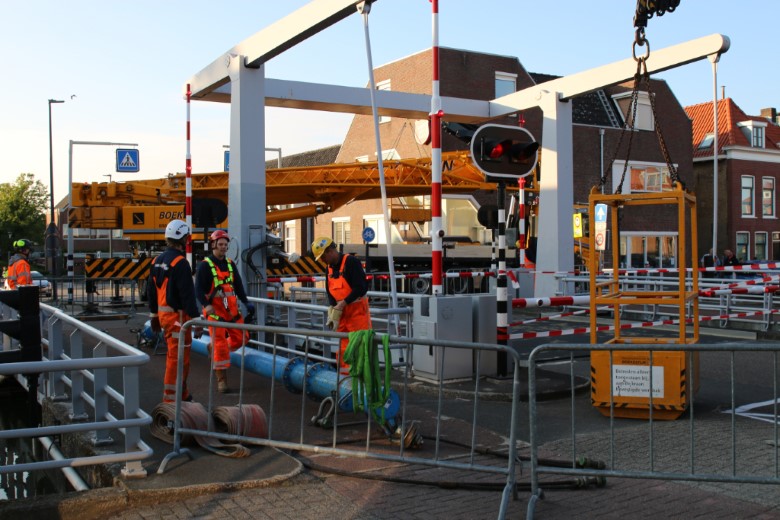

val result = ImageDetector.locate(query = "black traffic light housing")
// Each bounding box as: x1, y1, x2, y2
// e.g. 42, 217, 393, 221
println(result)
470, 124, 539, 180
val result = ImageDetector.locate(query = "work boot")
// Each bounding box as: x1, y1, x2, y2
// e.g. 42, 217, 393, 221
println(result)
215, 370, 229, 393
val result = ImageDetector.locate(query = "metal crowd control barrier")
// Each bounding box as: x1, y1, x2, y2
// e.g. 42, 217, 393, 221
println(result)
161, 319, 524, 519
0, 300, 153, 481
526, 342, 780, 519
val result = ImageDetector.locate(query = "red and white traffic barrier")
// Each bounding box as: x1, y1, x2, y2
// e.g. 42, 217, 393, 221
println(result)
266, 270, 496, 285
699, 285, 779, 297
512, 295, 591, 309
510, 308, 779, 340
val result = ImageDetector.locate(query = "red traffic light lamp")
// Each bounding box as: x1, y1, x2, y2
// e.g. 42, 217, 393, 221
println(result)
470, 124, 539, 179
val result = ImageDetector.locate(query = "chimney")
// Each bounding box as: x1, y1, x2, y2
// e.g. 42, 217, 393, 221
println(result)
760, 107, 777, 123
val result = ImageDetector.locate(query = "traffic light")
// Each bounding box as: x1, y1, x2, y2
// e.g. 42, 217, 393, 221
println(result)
469, 124, 539, 180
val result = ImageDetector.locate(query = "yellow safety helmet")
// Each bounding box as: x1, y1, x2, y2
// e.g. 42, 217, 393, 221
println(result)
311, 237, 334, 262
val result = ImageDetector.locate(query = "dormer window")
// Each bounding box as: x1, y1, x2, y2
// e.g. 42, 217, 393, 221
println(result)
737, 120, 767, 149
612, 91, 654, 131
753, 125, 765, 148
698, 133, 714, 150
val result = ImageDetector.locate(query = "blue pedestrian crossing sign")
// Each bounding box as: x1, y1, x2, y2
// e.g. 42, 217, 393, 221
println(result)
116, 149, 139, 173
362, 227, 376, 243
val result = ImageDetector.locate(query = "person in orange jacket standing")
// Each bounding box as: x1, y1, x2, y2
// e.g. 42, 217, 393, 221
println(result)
195, 229, 254, 393
148, 220, 201, 403
311, 237, 371, 375
4, 239, 33, 290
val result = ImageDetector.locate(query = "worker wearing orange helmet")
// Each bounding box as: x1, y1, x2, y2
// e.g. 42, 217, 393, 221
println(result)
311, 237, 371, 375
195, 229, 253, 393
4, 239, 33, 290
148, 220, 201, 403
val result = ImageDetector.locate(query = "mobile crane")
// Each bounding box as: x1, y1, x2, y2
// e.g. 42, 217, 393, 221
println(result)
70, 150, 533, 276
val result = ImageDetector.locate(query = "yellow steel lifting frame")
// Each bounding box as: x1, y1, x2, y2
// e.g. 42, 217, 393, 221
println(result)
588, 182, 699, 420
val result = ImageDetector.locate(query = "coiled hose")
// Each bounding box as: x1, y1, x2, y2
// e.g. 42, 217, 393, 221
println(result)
151, 401, 251, 458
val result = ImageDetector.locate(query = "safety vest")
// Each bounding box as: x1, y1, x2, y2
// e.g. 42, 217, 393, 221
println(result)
152, 255, 184, 313
328, 254, 353, 301
5, 258, 31, 289
204, 257, 240, 321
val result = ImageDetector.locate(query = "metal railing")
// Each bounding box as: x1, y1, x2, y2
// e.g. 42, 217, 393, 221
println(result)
0, 301, 153, 480
159, 319, 524, 520
555, 270, 779, 331
526, 342, 780, 519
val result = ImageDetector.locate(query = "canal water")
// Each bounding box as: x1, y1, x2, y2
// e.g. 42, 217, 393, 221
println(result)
0, 376, 73, 501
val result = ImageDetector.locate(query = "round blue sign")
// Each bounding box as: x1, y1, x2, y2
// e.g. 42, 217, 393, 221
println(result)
362, 227, 376, 243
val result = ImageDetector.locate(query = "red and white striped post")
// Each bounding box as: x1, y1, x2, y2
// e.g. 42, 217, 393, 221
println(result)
185, 83, 193, 268
518, 177, 526, 266
430, 0, 444, 295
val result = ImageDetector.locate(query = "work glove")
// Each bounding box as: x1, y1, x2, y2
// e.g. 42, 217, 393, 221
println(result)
192, 325, 204, 339
150, 316, 161, 333
245, 303, 256, 324
326, 306, 343, 331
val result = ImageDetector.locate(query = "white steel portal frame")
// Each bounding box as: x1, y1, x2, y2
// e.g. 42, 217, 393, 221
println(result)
186, 0, 729, 297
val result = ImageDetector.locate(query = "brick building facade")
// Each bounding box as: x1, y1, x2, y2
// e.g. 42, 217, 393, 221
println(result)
307, 46, 693, 269
686, 99, 780, 262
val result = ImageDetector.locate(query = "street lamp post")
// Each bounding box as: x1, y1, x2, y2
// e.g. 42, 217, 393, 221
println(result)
47, 99, 65, 298
67, 141, 138, 305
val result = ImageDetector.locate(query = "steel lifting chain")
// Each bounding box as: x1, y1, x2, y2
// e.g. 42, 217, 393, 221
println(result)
599, 20, 682, 194
599, 53, 644, 194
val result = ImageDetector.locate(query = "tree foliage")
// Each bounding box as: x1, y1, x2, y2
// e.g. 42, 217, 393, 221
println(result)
0, 173, 48, 262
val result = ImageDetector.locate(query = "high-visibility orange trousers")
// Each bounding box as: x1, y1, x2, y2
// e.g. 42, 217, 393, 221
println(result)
160, 311, 192, 403
208, 316, 249, 370
335, 298, 371, 375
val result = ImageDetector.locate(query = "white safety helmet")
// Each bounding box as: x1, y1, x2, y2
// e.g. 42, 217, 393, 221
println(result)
165, 219, 190, 241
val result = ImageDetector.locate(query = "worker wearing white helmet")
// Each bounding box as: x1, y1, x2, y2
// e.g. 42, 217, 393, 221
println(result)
147, 219, 201, 403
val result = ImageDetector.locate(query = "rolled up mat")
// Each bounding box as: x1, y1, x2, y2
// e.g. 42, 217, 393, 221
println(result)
151, 401, 251, 458
213, 404, 268, 442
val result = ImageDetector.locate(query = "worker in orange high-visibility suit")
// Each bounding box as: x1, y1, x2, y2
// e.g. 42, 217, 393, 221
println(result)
4, 239, 33, 290
312, 237, 371, 375
195, 229, 254, 393
147, 220, 202, 403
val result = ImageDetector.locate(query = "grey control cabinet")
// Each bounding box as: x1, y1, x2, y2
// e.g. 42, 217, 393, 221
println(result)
411, 295, 474, 381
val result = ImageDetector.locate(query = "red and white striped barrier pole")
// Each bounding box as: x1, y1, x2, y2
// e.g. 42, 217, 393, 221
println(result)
518, 177, 526, 266
430, 0, 443, 296
512, 294, 591, 308
185, 83, 193, 268
700, 285, 779, 297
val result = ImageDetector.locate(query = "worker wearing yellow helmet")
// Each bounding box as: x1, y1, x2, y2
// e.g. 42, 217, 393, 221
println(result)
312, 236, 371, 376
4, 239, 33, 290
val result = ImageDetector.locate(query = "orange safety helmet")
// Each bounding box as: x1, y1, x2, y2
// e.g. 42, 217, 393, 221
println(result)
209, 229, 230, 248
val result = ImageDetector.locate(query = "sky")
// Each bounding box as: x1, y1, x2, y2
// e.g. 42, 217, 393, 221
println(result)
0, 0, 776, 210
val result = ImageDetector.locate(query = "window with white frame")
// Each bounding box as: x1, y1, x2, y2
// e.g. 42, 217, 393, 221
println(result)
495, 72, 516, 98
630, 165, 672, 192
613, 91, 654, 131
741, 176, 755, 216
614, 161, 673, 193
697, 133, 714, 150
495, 72, 517, 117
762, 177, 775, 217
755, 232, 768, 261
753, 125, 765, 148
284, 221, 296, 255
736, 232, 750, 262
376, 79, 391, 124
332, 218, 351, 244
